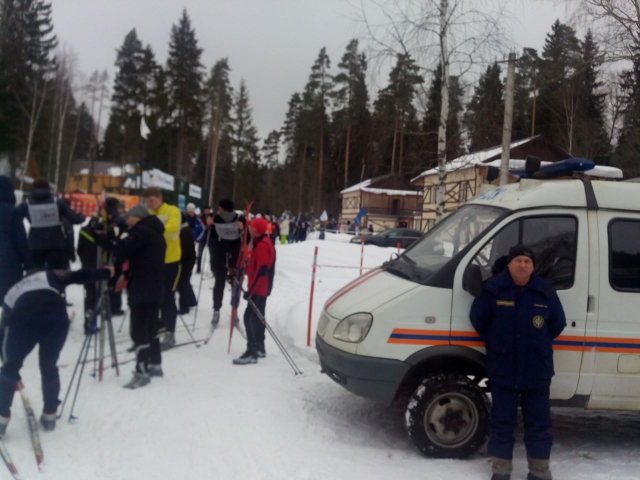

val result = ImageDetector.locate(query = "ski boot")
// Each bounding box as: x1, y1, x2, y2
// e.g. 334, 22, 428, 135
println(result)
148, 364, 164, 378
233, 351, 257, 365
40, 412, 56, 431
0, 415, 9, 437
160, 332, 176, 351
123, 372, 150, 389
211, 310, 220, 328
257, 347, 266, 358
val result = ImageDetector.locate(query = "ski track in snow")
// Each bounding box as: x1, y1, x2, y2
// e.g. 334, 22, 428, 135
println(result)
3, 229, 639, 479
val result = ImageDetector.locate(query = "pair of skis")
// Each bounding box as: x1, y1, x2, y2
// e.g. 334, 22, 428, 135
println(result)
0, 383, 45, 479
204, 201, 253, 346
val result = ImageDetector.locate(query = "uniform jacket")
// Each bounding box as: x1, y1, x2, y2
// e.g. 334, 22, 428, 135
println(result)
17, 188, 85, 251
246, 234, 276, 297
77, 218, 100, 268
185, 214, 204, 242
149, 202, 181, 264
2, 269, 110, 325
470, 270, 566, 390
0, 176, 33, 303
115, 215, 166, 306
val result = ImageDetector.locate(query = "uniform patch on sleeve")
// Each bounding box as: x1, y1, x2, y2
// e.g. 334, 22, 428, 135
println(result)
534, 304, 548, 309
496, 300, 515, 307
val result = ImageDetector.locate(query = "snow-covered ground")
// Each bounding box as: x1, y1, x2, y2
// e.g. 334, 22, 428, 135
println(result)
5, 233, 640, 479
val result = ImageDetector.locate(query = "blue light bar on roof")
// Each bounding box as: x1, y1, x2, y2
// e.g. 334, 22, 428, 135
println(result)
511, 158, 596, 179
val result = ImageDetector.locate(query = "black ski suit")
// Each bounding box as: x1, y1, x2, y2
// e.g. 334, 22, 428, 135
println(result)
207, 211, 243, 311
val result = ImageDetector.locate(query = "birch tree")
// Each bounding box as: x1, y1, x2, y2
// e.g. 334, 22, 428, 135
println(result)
360, 0, 511, 221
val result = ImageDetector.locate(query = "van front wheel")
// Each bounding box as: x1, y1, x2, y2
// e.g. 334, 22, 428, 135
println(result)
405, 373, 490, 458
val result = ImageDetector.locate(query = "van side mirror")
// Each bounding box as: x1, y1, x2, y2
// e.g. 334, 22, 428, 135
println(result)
463, 264, 484, 298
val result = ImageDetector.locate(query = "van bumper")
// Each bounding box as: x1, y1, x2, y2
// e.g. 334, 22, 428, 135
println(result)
316, 336, 410, 406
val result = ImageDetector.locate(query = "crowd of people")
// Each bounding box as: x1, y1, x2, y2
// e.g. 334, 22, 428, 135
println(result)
0, 176, 283, 435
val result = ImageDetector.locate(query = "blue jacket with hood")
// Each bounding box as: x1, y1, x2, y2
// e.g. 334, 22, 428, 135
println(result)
17, 186, 85, 251
0, 176, 33, 303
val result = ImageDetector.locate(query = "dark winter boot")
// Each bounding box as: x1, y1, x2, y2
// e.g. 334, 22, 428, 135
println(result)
160, 332, 175, 350
40, 412, 56, 431
257, 349, 266, 359
123, 372, 150, 389
233, 351, 257, 365
212, 310, 220, 327
527, 457, 552, 480
0, 415, 9, 437
148, 364, 164, 378
491, 457, 513, 480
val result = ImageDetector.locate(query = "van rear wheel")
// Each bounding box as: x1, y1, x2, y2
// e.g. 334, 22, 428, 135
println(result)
405, 373, 490, 458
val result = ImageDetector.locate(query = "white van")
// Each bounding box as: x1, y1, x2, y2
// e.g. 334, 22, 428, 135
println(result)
316, 170, 640, 459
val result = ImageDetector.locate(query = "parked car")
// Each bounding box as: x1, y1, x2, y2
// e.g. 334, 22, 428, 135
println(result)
349, 228, 422, 248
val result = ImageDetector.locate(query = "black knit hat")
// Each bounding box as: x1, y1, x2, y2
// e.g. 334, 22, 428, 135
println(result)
218, 198, 234, 212
507, 245, 536, 266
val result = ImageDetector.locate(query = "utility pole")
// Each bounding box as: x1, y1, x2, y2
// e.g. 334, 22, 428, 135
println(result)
500, 52, 516, 186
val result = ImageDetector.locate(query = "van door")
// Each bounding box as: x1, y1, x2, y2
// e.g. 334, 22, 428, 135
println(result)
451, 209, 589, 400
590, 212, 640, 410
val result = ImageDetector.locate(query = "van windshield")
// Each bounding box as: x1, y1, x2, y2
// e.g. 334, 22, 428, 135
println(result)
391, 205, 504, 279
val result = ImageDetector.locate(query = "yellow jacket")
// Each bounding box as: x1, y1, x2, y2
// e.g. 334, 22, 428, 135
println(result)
149, 202, 182, 264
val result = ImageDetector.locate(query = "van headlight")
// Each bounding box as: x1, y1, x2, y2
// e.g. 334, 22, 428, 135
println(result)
333, 313, 373, 343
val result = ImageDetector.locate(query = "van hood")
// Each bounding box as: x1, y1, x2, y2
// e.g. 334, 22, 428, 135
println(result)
324, 269, 418, 320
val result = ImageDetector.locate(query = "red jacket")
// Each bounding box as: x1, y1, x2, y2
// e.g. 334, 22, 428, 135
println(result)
246, 234, 275, 297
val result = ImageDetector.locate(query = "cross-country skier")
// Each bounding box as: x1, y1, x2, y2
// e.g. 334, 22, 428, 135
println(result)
233, 217, 275, 365
205, 199, 244, 328
177, 216, 198, 315
0, 266, 113, 435
114, 205, 166, 389
142, 187, 182, 349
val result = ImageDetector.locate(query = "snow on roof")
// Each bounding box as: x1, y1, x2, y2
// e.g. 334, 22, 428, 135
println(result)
340, 179, 421, 196
411, 136, 539, 182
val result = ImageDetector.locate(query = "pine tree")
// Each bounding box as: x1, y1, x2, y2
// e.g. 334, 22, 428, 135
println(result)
304, 47, 333, 212
573, 30, 610, 160
205, 58, 234, 205
333, 39, 370, 190
465, 63, 505, 152
613, 50, 640, 177
374, 53, 423, 175
512, 47, 539, 140
0, 0, 57, 175
229, 80, 260, 202
166, 9, 204, 179
537, 20, 582, 153
262, 130, 281, 208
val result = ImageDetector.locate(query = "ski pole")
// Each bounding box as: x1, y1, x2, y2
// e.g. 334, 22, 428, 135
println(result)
117, 308, 129, 334
227, 268, 302, 375
178, 315, 201, 348
193, 228, 211, 329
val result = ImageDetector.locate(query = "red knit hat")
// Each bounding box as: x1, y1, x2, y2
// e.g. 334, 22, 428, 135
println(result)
250, 217, 268, 235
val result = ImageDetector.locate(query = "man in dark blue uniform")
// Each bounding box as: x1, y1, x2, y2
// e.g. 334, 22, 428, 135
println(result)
470, 245, 566, 480
0, 266, 112, 436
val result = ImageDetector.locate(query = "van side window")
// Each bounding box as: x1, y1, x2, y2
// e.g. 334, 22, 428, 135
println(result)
609, 220, 640, 291
471, 216, 577, 290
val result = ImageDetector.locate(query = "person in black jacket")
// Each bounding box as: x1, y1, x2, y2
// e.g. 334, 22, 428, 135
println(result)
77, 216, 101, 331
17, 178, 85, 269
178, 218, 198, 315
0, 176, 33, 304
205, 199, 244, 326
114, 205, 166, 389
0, 266, 112, 436
104, 197, 128, 316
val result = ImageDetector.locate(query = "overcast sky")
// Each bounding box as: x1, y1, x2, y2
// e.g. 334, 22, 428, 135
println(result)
51, 0, 572, 142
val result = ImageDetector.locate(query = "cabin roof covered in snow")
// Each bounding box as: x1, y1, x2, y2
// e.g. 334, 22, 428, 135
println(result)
340, 175, 422, 196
